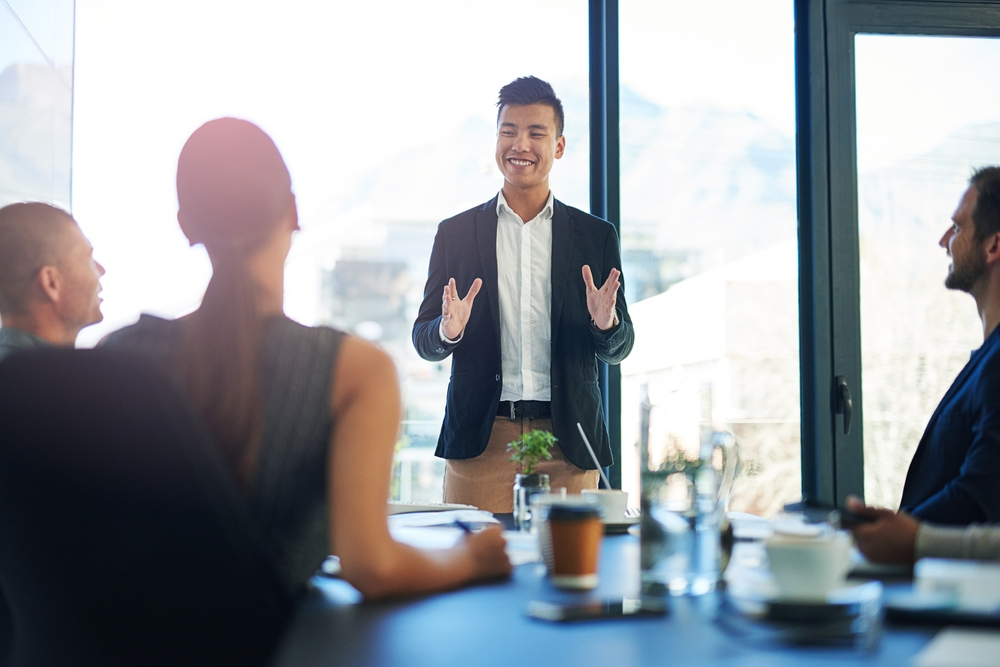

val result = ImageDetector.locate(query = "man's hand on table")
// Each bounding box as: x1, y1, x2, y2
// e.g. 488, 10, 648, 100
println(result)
846, 496, 919, 565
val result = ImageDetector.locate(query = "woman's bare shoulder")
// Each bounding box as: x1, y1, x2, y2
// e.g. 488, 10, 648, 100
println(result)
331, 335, 398, 410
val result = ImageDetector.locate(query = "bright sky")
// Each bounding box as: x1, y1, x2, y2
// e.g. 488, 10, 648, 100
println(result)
71, 0, 597, 345
856, 34, 1000, 172
619, 1, 795, 133
0, 0, 73, 72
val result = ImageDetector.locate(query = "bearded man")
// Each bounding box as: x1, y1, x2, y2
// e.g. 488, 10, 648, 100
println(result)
898, 166, 1000, 524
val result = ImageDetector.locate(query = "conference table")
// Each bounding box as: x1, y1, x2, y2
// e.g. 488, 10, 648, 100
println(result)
272, 522, 942, 667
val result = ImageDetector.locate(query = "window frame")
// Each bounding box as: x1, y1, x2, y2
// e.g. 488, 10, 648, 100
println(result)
795, 0, 1000, 507
589, 0, 623, 488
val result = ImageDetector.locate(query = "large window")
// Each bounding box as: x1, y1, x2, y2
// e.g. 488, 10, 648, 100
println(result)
618, 0, 799, 515
799, 0, 1000, 507
60, 0, 1000, 514
0, 0, 73, 210
73, 0, 588, 501
856, 35, 1000, 508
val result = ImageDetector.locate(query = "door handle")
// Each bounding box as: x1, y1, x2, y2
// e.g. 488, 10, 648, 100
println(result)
835, 375, 852, 435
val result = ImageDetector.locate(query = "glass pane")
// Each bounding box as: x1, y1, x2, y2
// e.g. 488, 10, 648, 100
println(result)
73, 0, 588, 501
855, 35, 1000, 508
0, 0, 74, 209
619, 0, 799, 516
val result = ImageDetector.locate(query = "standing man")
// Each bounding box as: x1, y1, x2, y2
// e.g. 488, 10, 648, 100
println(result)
0, 202, 105, 360
412, 76, 634, 512
898, 166, 1000, 524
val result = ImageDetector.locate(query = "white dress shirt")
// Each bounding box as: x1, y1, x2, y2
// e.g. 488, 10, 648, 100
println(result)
496, 190, 553, 401
439, 191, 554, 402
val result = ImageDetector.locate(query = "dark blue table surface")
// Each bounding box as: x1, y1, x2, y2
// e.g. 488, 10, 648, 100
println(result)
273, 533, 937, 667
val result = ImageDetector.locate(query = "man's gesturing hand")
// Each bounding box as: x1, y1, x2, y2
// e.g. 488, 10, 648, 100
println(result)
441, 277, 482, 340
582, 265, 620, 331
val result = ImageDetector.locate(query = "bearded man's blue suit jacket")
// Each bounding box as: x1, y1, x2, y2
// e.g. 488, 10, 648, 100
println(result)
411, 196, 634, 470
900, 326, 1000, 524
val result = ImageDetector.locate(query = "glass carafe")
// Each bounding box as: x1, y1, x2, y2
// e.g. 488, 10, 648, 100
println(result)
639, 386, 737, 597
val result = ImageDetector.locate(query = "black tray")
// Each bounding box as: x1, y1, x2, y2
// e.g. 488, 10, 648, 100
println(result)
718, 581, 884, 649
884, 590, 1000, 627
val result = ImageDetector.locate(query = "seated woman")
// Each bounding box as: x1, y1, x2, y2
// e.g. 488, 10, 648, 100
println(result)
847, 497, 1000, 564
102, 117, 511, 599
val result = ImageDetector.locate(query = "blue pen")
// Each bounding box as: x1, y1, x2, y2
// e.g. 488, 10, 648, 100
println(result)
452, 520, 476, 533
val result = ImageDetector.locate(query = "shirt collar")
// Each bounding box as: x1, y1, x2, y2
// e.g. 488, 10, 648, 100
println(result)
0, 326, 52, 349
496, 190, 554, 223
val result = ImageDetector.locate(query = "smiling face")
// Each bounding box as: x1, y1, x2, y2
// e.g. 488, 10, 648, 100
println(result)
495, 103, 565, 198
941, 184, 987, 294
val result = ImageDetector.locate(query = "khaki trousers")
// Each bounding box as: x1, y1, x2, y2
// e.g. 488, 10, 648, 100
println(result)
443, 416, 599, 513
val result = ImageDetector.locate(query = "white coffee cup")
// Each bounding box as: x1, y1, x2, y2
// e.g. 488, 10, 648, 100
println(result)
581, 489, 629, 523
765, 529, 852, 600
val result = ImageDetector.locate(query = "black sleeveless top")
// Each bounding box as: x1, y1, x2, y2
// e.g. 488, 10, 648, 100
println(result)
101, 314, 345, 590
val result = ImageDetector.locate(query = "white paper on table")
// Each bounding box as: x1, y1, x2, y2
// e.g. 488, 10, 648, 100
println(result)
387, 509, 499, 530
390, 525, 466, 549
913, 628, 1000, 667
388, 520, 540, 566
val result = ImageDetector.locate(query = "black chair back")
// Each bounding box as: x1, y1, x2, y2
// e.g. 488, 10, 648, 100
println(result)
0, 349, 294, 667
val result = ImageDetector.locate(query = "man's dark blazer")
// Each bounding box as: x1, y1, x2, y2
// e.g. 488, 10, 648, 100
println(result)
899, 325, 1000, 524
412, 195, 634, 470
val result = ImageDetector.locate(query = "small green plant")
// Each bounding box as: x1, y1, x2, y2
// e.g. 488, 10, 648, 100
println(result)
507, 430, 556, 475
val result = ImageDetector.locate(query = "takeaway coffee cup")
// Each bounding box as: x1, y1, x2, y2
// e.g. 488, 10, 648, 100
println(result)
534, 493, 596, 573
581, 489, 629, 523
765, 528, 852, 600
544, 504, 604, 590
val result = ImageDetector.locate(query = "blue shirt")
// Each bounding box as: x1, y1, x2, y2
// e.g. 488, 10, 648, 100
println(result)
900, 325, 1000, 524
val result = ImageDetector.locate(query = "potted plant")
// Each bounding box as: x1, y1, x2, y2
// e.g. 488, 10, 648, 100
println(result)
508, 430, 556, 529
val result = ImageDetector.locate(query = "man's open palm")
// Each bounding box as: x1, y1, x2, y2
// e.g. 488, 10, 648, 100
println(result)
441, 277, 482, 340
582, 265, 620, 330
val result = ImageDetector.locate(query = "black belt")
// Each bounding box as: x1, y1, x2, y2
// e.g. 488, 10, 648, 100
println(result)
497, 400, 551, 420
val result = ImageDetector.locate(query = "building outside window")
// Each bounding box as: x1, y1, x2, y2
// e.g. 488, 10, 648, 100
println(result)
619, 0, 800, 516
71, 0, 589, 504
0, 0, 74, 210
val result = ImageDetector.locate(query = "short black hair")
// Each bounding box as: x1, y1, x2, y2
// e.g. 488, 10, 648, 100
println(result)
496, 76, 564, 137
970, 166, 1000, 243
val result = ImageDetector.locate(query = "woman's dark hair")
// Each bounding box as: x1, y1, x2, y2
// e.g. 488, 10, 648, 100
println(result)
175, 117, 292, 483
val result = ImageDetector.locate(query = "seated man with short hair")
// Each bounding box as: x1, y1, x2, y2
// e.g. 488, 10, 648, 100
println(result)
0, 202, 105, 359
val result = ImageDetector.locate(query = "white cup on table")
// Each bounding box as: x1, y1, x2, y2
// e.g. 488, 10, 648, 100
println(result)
765, 527, 852, 600
581, 489, 629, 523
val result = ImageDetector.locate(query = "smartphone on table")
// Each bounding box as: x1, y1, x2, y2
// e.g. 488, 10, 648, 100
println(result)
526, 598, 667, 622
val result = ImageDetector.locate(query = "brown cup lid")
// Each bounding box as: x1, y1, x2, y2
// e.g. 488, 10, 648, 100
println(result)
548, 504, 601, 521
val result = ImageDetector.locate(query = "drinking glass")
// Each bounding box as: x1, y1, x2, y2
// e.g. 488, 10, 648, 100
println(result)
639, 386, 737, 597
513, 474, 551, 531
